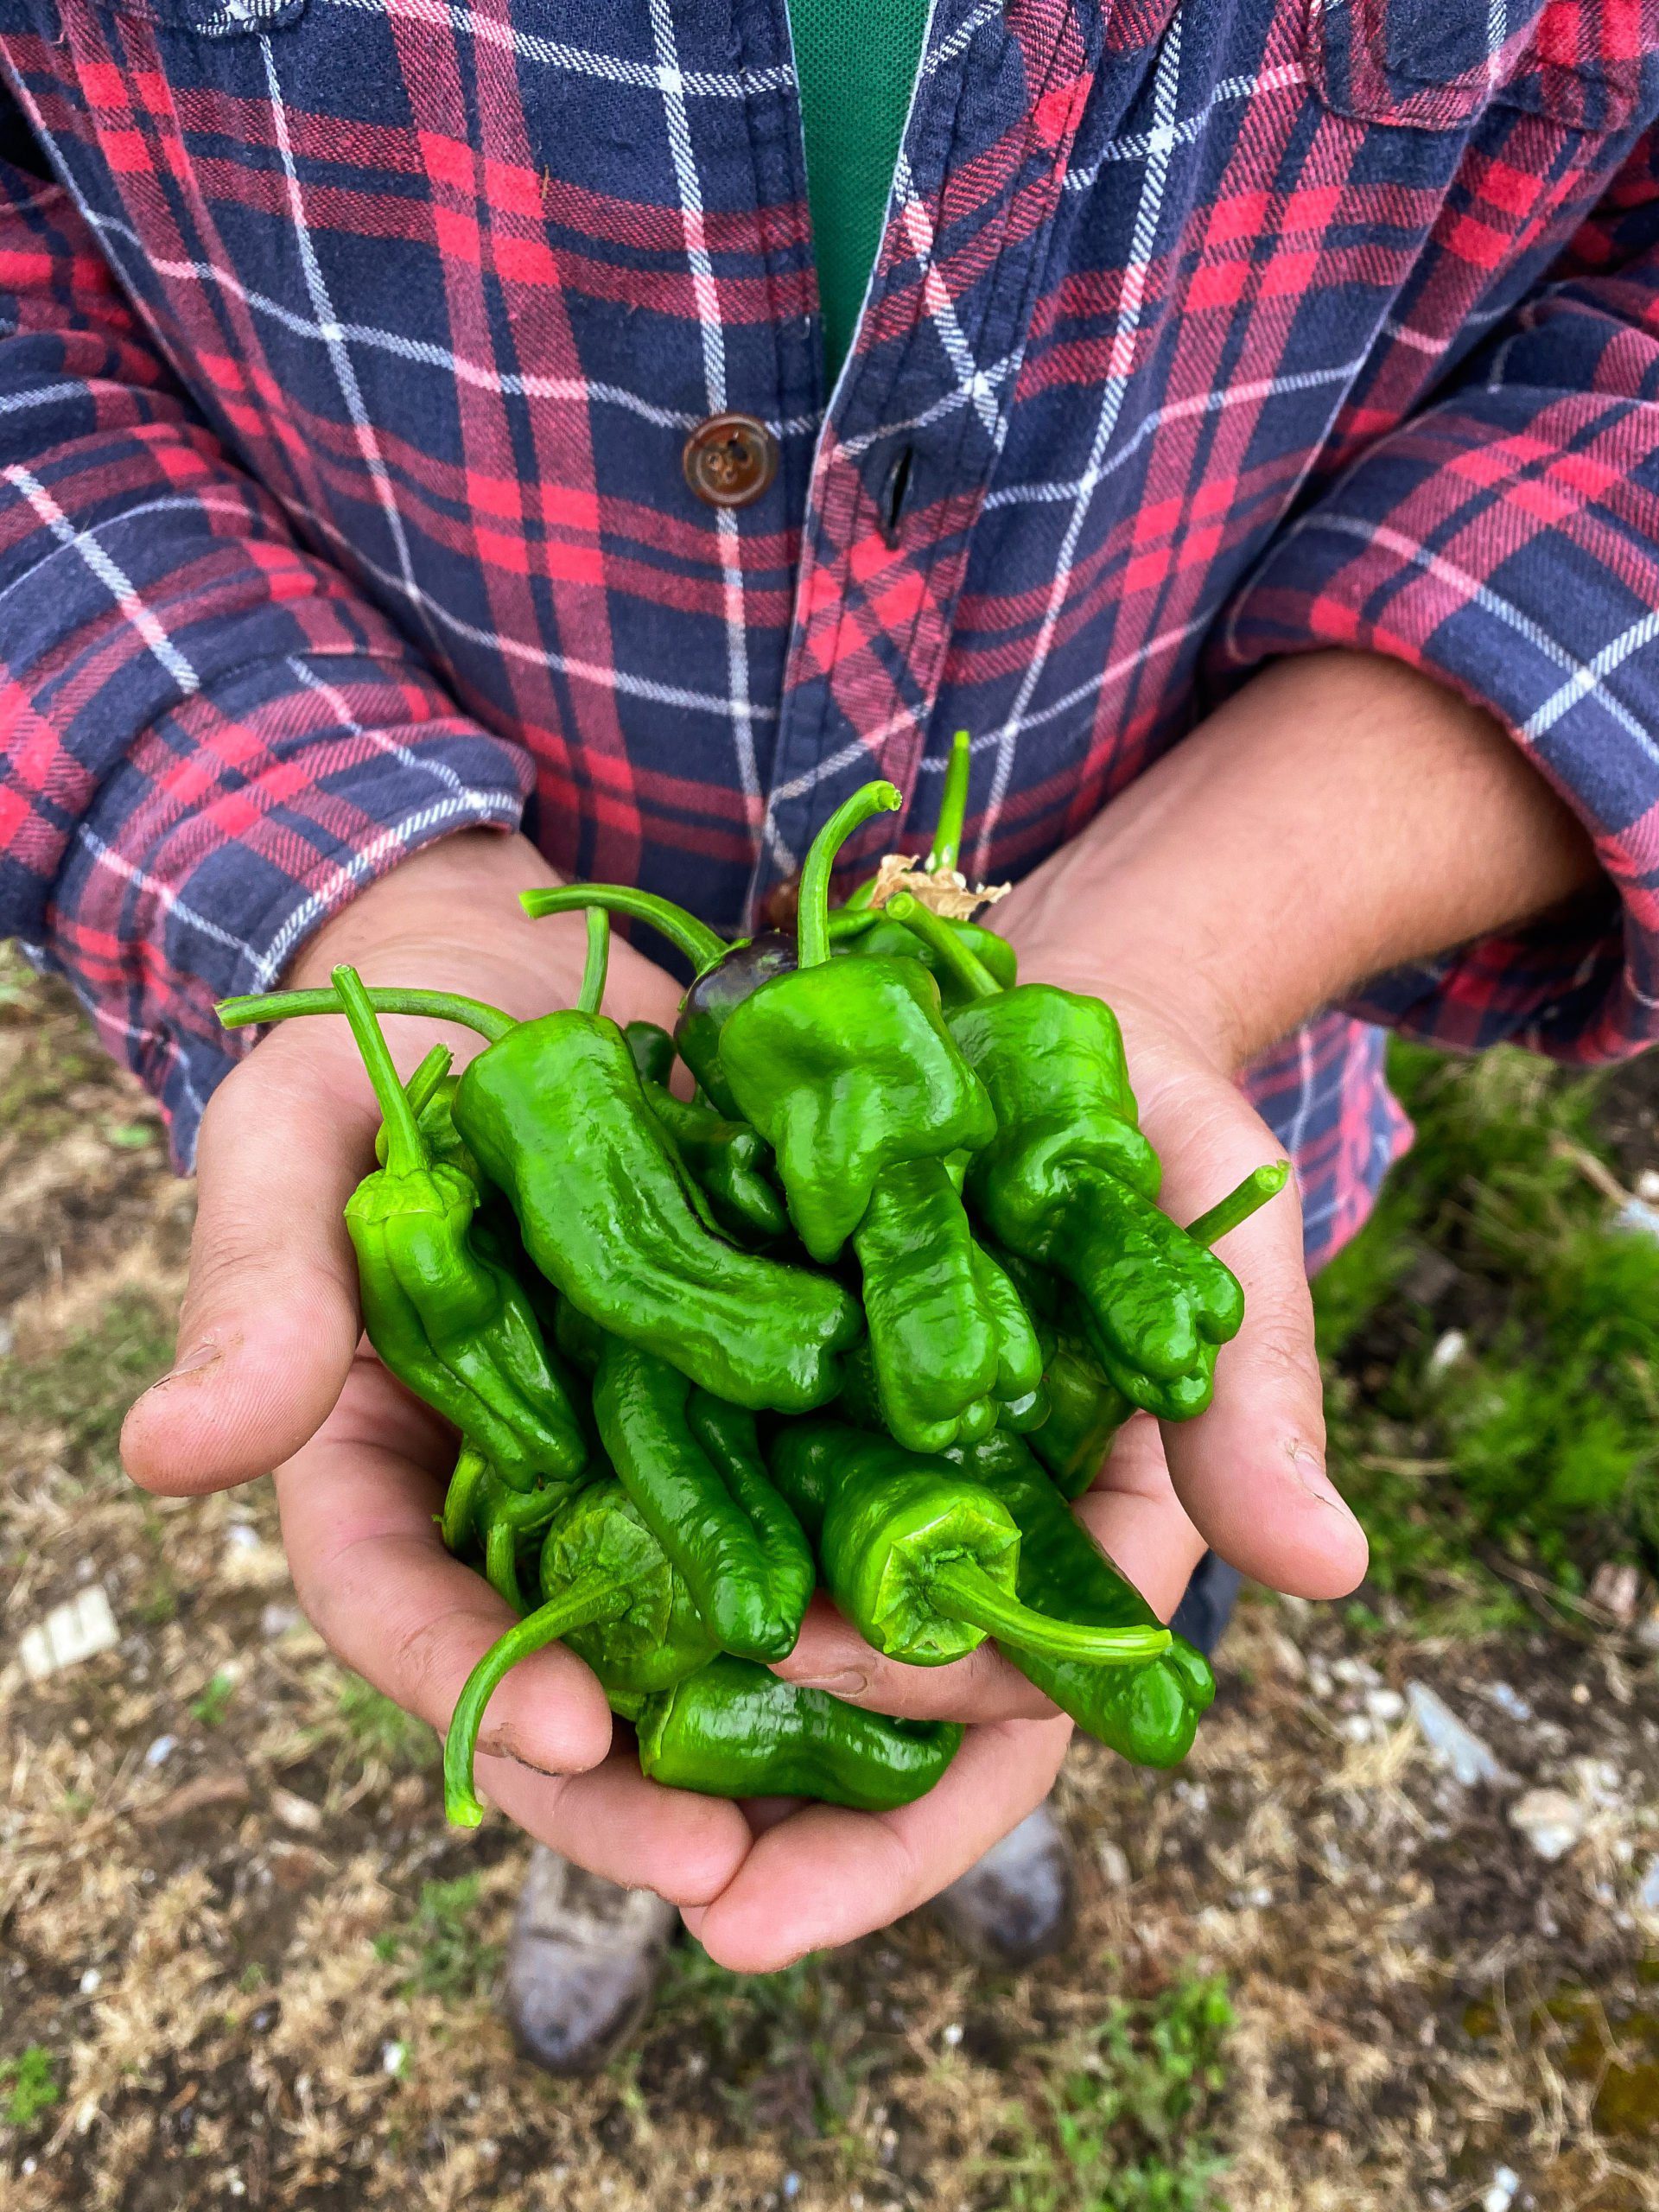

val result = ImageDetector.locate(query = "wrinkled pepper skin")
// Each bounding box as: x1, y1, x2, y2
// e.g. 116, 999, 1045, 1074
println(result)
721, 958, 995, 1262
948, 1431, 1215, 1766
769, 1422, 1171, 1671
441, 1442, 586, 1611
334, 979, 588, 1495
635, 1653, 963, 1809
851, 1156, 999, 1452
641, 1078, 788, 1245
593, 1336, 814, 1662
539, 1477, 718, 1718
452, 1014, 860, 1414
950, 987, 1242, 1409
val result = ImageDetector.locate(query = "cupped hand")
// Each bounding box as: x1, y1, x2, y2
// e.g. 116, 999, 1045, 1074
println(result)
119, 830, 753, 1899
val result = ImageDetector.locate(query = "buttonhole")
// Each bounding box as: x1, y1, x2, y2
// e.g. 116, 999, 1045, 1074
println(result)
879, 445, 916, 549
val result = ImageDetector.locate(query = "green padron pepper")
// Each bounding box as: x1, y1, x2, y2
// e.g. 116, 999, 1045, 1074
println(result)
221, 966, 588, 1494
439, 1441, 584, 1612
768, 1421, 1172, 1671
636, 1652, 963, 1810
223, 924, 861, 1416
718, 783, 995, 1263
948, 1430, 1216, 1767
623, 1019, 676, 1087
639, 1078, 787, 1245
892, 898, 1285, 1420
594, 1335, 814, 1662
441, 1471, 718, 1828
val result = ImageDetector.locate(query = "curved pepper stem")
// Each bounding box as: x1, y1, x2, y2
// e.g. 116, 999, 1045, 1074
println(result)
519, 883, 728, 976
405, 1042, 454, 1120
333, 966, 429, 1179
442, 1569, 626, 1827
926, 729, 972, 876
925, 1556, 1172, 1667
218, 983, 517, 1045
884, 891, 1001, 1000
1185, 1160, 1290, 1249
576, 907, 611, 1016
797, 779, 902, 969
441, 1443, 491, 1554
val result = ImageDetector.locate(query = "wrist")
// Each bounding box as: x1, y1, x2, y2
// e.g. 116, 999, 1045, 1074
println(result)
998, 650, 1598, 1069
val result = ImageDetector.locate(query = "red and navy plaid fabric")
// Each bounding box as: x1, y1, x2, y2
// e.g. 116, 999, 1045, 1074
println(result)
0, 0, 1656, 1265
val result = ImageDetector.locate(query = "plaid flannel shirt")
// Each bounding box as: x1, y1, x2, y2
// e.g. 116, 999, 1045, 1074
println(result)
0, 0, 1656, 1267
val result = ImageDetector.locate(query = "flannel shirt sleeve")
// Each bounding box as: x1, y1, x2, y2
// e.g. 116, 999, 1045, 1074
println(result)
1218, 127, 1659, 1065
0, 130, 532, 1165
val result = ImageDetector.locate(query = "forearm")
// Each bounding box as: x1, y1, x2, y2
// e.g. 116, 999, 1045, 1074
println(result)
1001, 651, 1599, 1067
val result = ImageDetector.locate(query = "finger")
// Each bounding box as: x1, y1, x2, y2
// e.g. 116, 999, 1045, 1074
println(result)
481, 1742, 753, 1908
275, 1362, 615, 1778
120, 1020, 377, 1495
683, 1713, 1073, 1974
771, 1594, 1059, 1723
1070, 1413, 1209, 1622
1136, 1066, 1368, 1599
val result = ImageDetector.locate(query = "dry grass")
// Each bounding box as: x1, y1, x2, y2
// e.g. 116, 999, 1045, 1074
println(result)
3, 955, 1657, 2210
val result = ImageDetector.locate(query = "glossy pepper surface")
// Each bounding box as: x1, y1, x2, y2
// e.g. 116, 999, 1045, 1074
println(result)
308, 968, 588, 1492
635, 1652, 962, 1809
223, 965, 861, 1415
593, 1336, 814, 1662
948, 1430, 1216, 1766
768, 1421, 1171, 1670
719, 784, 995, 1262
540, 1475, 719, 1716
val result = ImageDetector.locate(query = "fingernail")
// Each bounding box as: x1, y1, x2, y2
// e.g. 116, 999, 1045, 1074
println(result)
143, 1340, 222, 1395
1288, 1440, 1360, 1522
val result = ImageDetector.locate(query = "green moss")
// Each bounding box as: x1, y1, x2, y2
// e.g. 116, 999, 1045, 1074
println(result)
0, 2046, 60, 2130
7, 1291, 175, 1481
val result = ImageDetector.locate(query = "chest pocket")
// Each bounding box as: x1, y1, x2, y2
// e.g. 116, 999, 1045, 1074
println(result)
1306, 0, 1655, 131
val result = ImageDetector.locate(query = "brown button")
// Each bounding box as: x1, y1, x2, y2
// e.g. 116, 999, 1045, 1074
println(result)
683, 412, 779, 509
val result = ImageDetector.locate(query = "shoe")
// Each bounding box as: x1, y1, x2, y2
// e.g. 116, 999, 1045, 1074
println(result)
928, 1802, 1077, 1968
499, 1847, 677, 2075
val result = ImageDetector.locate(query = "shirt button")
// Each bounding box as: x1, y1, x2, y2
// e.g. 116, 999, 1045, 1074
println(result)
683, 412, 779, 508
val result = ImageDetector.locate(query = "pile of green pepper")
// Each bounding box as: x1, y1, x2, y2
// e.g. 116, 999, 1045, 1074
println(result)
219, 732, 1287, 1824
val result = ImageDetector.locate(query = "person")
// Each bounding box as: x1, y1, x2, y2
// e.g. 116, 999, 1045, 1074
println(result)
0, 0, 1646, 2074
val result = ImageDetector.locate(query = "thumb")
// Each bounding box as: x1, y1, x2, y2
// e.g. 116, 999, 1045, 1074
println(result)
120, 1028, 372, 1495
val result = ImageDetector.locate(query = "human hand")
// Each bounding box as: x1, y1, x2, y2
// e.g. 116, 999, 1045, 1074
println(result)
120, 831, 759, 1905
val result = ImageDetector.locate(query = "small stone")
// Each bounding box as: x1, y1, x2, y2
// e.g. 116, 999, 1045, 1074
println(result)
1365, 1688, 1406, 1724
941, 2023, 963, 2048
17, 1586, 119, 1680
1407, 1683, 1516, 1789
225, 1522, 261, 1552
1483, 2168, 1520, 2212
260, 1603, 301, 1641
144, 1734, 178, 1768
79, 1967, 101, 1994
1096, 1840, 1132, 1890
1340, 1713, 1377, 1744
1635, 1858, 1659, 1918
1483, 1683, 1533, 1722
270, 1787, 323, 1834
783, 2174, 801, 2200
1572, 1683, 1592, 1706
1510, 1788, 1585, 1862
1426, 1328, 1469, 1382
1638, 1169, 1659, 1204
380, 2041, 406, 2077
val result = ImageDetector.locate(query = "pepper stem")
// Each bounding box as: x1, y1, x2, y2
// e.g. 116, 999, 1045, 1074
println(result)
926, 729, 972, 875
576, 907, 611, 1015
925, 1557, 1171, 1667
440, 1444, 491, 1554
218, 984, 516, 1044
442, 1570, 626, 1827
520, 884, 727, 976
333, 966, 428, 1179
885, 891, 1001, 999
405, 1043, 454, 1121
484, 1514, 528, 1615
798, 780, 902, 969
1185, 1160, 1290, 1249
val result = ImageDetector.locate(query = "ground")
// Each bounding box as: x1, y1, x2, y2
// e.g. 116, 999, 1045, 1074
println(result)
3, 953, 1657, 2212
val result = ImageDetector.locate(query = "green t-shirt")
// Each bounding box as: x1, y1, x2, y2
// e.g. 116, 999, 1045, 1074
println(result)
789, 0, 933, 381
